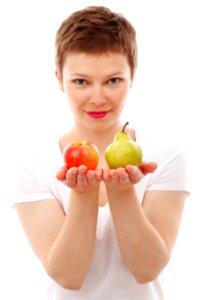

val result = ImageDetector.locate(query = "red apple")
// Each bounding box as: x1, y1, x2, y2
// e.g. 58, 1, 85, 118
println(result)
63, 140, 99, 170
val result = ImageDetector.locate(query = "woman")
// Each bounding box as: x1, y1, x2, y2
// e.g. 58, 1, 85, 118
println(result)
15, 6, 188, 300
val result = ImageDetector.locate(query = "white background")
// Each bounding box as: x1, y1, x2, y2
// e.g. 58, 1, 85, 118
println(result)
0, 0, 199, 299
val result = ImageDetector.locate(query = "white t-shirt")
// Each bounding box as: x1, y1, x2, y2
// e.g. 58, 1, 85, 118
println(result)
14, 136, 188, 300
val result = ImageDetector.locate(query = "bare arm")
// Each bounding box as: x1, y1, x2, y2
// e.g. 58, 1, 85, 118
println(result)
103, 165, 186, 283
15, 166, 102, 290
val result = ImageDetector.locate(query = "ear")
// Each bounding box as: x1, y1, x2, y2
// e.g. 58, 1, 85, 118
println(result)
55, 70, 64, 92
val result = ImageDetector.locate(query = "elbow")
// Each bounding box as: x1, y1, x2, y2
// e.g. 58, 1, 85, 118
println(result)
133, 255, 170, 284
47, 270, 85, 290
134, 272, 159, 284
55, 278, 84, 291
45, 253, 87, 290
45, 264, 85, 291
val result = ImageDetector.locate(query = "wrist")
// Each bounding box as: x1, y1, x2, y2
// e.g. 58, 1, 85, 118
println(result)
106, 184, 135, 195
106, 185, 137, 203
72, 182, 100, 194
69, 188, 99, 217
71, 187, 99, 202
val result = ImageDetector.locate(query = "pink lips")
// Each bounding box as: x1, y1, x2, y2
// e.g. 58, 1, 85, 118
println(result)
86, 110, 111, 119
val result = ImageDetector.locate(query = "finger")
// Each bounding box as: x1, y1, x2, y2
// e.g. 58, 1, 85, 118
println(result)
66, 167, 78, 187
110, 170, 118, 183
95, 168, 103, 182
102, 168, 111, 181
77, 165, 88, 185
139, 162, 157, 175
86, 170, 96, 184
125, 165, 143, 182
56, 166, 67, 181
116, 168, 129, 183
79, 165, 88, 173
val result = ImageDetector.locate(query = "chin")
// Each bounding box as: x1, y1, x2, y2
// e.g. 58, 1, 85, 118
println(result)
90, 122, 109, 131
92, 119, 120, 133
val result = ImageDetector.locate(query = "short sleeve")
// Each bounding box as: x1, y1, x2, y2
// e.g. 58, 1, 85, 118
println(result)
146, 147, 188, 192
14, 157, 56, 205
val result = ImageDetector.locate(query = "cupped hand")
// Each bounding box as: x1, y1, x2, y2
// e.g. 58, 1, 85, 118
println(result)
56, 165, 103, 193
103, 162, 157, 191
103, 166, 143, 191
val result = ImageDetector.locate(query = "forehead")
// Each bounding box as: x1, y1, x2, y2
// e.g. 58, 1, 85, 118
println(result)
62, 52, 130, 75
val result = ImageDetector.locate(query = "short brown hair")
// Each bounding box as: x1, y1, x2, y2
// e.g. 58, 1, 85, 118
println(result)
55, 6, 137, 80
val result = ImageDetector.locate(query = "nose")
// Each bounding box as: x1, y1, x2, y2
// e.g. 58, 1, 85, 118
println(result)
89, 85, 107, 105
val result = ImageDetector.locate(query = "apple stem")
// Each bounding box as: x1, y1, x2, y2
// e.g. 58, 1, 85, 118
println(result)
122, 121, 129, 133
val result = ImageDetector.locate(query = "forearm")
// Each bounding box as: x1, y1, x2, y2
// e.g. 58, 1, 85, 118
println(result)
47, 188, 99, 289
107, 187, 169, 283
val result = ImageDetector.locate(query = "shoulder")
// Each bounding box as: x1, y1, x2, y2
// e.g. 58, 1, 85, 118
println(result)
147, 144, 186, 167
59, 131, 75, 153
136, 131, 188, 192
136, 130, 186, 165
15, 134, 63, 194
14, 139, 70, 208
145, 144, 188, 192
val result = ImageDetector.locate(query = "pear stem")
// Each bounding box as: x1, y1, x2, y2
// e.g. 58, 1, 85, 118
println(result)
122, 121, 129, 133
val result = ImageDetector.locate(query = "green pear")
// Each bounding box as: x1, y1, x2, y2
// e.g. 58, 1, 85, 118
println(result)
105, 122, 143, 168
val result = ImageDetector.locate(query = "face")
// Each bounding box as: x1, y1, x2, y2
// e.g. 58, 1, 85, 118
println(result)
57, 52, 132, 132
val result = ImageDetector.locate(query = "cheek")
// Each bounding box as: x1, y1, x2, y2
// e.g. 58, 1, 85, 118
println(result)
112, 88, 128, 108
66, 89, 85, 109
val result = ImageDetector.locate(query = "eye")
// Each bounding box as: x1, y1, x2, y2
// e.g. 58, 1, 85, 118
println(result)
107, 78, 122, 85
72, 79, 88, 85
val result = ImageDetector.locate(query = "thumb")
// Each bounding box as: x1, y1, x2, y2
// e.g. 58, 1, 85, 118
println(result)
56, 166, 67, 181
139, 162, 157, 175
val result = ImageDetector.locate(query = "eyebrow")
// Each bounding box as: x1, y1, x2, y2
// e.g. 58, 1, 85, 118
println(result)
70, 73, 88, 78
70, 72, 126, 78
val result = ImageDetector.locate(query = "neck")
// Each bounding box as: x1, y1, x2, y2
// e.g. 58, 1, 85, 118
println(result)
71, 120, 123, 153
